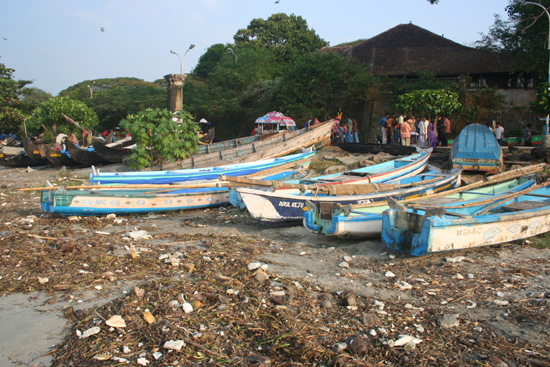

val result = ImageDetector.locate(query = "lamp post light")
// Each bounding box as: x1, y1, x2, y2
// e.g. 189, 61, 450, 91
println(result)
227, 47, 237, 63
519, 0, 550, 136
170, 44, 195, 76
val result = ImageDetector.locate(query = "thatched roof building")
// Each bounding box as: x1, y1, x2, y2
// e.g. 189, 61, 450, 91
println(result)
324, 23, 517, 89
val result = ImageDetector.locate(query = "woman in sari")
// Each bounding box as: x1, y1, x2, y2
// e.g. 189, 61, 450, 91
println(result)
428, 119, 438, 150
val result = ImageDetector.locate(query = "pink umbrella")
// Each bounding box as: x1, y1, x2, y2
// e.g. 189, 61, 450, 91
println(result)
255, 111, 296, 127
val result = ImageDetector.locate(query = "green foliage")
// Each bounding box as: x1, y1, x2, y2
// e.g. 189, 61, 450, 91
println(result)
119, 108, 200, 169
25, 97, 99, 142
477, 1, 550, 85
0, 63, 32, 132
18, 87, 53, 115
193, 44, 228, 79
531, 82, 550, 115
59, 77, 166, 130
396, 89, 462, 118
234, 13, 328, 61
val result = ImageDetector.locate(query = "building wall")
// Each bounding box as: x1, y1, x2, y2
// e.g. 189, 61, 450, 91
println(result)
497, 89, 537, 108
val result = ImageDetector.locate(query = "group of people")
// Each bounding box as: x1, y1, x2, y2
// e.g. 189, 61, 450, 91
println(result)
378, 113, 451, 149
331, 117, 360, 145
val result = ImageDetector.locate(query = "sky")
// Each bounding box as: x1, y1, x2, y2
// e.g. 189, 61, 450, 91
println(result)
1, 0, 512, 96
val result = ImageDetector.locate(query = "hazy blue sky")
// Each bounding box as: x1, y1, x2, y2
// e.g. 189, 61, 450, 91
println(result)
2, 0, 512, 95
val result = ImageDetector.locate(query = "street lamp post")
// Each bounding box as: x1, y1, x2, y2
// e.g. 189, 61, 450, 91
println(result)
227, 47, 237, 63
520, 1, 550, 136
170, 44, 195, 76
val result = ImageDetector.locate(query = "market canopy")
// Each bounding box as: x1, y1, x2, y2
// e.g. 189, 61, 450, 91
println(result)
255, 111, 296, 127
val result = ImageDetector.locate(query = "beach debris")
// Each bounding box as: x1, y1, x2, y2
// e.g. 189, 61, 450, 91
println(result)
127, 230, 152, 240
439, 314, 460, 328
78, 326, 101, 339
163, 340, 185, 351
105, 315, 126, 328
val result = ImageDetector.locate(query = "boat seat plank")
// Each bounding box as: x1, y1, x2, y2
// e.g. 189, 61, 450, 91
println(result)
412, 197, 462, 205
501, 201, 550, 212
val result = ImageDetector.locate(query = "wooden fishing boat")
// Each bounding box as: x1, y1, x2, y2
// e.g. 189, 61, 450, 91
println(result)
89, 151, 315, 185
451, 123, 503, 173
38, 144, 79, 167
338, 142, 417, 156
229, 150, 432, 223
22, 138, 49, 164
319, 164, 545, 239
0, 146, 42, 168
65, 140, 110, 166
92, 137, 135, 164
39, 166, 307, 216
381, 178, 550, 256
159, 120, 333, 170
303, 168, 461, 237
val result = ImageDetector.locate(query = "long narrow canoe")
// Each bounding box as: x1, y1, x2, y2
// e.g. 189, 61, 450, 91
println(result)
0, 146, 42, 168
92, 137, 135, 164
158, 120, 333, 170
338, 143, 417, 156
38, 144, 79, 167
308, 175, 534, 239
451, 123, 503, 173
231, 150, 432, 223
89, 151, 315, 185
22, 138, 49, 164
65, 140, 110, 166
40, 167, 305, 216
381, 178, 550, 256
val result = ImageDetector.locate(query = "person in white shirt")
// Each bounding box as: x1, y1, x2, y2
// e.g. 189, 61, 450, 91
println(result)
417, 116, 428, 148
494, 122, 504, 145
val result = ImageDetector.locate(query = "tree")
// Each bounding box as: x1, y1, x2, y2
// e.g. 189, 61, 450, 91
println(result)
25, 97, 99, 142
234, 13, 328, 61
395, 89, 462, 119
0, 63, 32, 132
476, 1, 550, 86
193, 44, 228, 79
18, 87, 53, 115
59, 77, 166, 130
119, 108, 200, 169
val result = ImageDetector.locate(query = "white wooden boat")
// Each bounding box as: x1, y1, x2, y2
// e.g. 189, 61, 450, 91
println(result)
232, 150, 432, 222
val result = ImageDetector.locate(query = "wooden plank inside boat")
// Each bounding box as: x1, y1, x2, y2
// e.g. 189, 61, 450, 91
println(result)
501, 201, 550, 212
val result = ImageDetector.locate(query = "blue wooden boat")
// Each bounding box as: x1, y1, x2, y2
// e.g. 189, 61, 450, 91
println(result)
89, 151, 315, 185
40, 168, 303, 216
381, 176, 549, 256
307, 164, 545, 239
303, 168, 461, 237
229, 149, 432, 223
451, 123, 503, 173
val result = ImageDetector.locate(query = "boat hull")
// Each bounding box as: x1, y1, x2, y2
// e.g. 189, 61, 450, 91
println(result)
22, 138, 49, 164
236, 151, 432, 222
38, 145, 79, 167
41, 187, 230, 215
89, 151, 315, 185
451, 123, 503, 173
338, 143, 417, 156
303, 170, 460, 237
381, 179, 546, 256
66, 140, 110, 166
160, 120, 333, 170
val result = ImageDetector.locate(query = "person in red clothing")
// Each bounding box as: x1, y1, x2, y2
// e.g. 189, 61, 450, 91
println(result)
400, 118, 411, 146
442, 116, 451, 146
